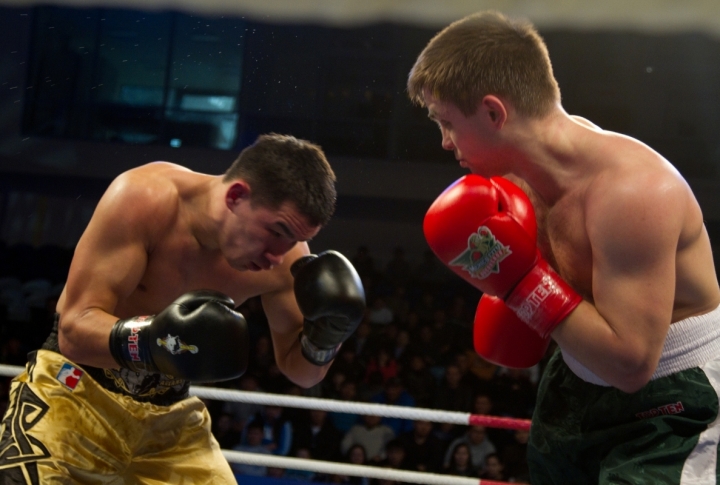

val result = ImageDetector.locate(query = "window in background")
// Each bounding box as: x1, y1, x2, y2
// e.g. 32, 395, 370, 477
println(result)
20, 6, 452, 161
23, 6, 245, 150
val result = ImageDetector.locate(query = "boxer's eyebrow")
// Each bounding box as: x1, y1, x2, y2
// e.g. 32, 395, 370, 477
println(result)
273, 222, 295, 240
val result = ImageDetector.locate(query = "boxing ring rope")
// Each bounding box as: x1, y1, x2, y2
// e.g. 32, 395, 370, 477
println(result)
0, 364, 531, 430
222, 450, 509, 485
0, 363, 527, 484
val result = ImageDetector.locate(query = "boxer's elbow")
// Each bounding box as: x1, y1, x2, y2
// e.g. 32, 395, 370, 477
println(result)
611, 352, 656, 394
57, 312, 102, 366
57, 317, 84, 362
278, 356, 329, 389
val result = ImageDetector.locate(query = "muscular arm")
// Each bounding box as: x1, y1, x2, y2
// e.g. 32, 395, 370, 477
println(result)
552, 174, 686, 392
58, 171, 167, 368
260, 243, 329, 388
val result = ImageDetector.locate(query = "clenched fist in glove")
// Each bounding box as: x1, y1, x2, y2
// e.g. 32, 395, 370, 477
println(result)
291, 250, 366, 365
424, 175, 582, 367
110, 290, 249, 382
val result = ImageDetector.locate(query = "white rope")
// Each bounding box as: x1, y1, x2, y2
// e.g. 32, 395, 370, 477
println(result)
190, 385, 474, 425
0, 363, 531, 430
0, 364, 23, 377
222, 450, 485, 485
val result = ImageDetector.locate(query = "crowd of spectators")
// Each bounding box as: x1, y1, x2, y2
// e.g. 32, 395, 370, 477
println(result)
0, 242, 549, 484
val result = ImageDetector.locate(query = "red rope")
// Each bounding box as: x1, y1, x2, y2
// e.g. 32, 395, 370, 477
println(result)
468, 413, 532, 430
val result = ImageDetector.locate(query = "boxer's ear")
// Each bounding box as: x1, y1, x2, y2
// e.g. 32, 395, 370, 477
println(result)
226, 181, 250, 209
481, 95, 508, 130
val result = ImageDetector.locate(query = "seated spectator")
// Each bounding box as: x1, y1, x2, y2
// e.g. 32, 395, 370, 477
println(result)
0, 336, 28, 366
399, 353, 436, 408
406, 325, 442, 373
492, 367, 538, 417
442, 425, 496, 472
329, 380, 362, 433
464, 349, 499, 389
367, 296, 394, 326
433, 364, 474, 412
433, 422, 460, 452
364, 347, 398, 385
315, 444, 371, 485
370, 377, 415, 436
479, 452, 509, 481
280, 383, 306, 426
392, 329, 412, 367
378, 439, 409, 470
341, 414, 395, 464
441, 442, 479, 478
247, 332, 275, 380
345, 444, 372, 485
261, 362, 293, 394
397, 420, 444, 473
241, 405, 293, 456
472, 393, 511, 452
231, 420, 272, 477
428, 309, 456, 364
266, 466, 286, 479
292, 409, 343, 462
323, 369, 348, 400
212, 412, 242, 449
453, 351, 482, 389
283, 447, 317, 482
346, 321, 376, 363
358, 372, 386, 404
331, 346, 366, 384
501, 428, 531, 483
221, 373, 264, 433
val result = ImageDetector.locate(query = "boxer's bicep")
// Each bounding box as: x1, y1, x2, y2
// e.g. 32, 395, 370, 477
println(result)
59, 176, 154, 363
589, 181, 682, 368
554, 179, 684, 392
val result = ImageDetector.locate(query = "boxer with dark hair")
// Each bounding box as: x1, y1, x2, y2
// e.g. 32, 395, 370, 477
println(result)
411, 11, 720, 485
0, 133, 365, 483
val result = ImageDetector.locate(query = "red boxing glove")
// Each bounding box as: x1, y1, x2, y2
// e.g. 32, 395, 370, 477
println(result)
474, 294, 550, 368
424, 174, 582, 338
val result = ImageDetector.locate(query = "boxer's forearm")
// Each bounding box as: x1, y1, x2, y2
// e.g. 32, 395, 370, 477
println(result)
57, 308, 120, 369
274, 335, 330, 388
552, 302, 665, 393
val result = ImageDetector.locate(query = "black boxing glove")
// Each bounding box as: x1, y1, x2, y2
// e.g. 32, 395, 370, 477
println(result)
109, 290, 249, 382
292, 250, 366, 365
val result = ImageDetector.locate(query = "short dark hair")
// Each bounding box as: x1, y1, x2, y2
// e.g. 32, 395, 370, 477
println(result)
408, 10, 560, 117
224, 133, 337, 227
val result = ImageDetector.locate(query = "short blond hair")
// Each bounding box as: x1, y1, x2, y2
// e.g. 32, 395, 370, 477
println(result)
407, 11, 560, 117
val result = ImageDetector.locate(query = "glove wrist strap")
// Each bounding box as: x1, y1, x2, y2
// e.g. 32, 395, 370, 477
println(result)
299, 334, 341, 366
109, 316, 157, 373
505, 259, 582, 339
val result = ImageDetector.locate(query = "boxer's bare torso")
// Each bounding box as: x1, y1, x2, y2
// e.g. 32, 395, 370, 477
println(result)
514, 116, 720, 323
56, 162, 325, 387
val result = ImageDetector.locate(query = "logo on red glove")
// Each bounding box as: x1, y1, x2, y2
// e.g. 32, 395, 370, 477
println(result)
450, 226, 512, 279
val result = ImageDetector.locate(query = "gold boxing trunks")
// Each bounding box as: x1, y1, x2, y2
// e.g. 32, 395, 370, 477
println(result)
0, 350, 236, 484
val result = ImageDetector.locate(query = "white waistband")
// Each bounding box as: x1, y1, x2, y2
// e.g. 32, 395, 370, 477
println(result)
562, 304, 720, 387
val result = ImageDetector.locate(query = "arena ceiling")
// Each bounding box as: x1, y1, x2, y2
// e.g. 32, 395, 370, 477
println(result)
1, 0, 719, 34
